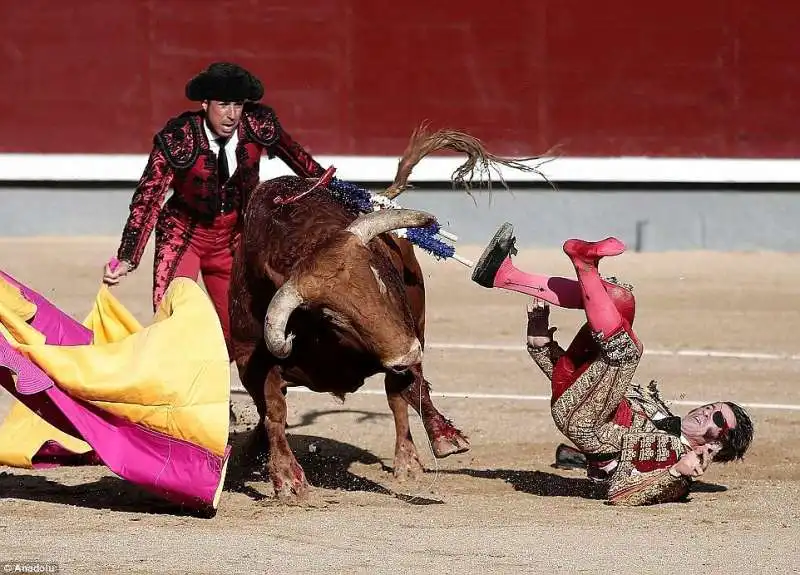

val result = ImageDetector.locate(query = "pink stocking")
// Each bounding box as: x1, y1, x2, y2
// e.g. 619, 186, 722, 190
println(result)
493, 258, 584, 308
562, 237, 627, 338
492, 256, 636, 325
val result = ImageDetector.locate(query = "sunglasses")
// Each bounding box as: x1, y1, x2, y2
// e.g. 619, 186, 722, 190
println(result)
712, 410, 729, 435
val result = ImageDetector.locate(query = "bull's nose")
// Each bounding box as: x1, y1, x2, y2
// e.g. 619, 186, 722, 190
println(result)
384, 339, 422, 373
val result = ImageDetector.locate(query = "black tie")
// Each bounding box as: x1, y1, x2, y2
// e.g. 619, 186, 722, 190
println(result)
653, 415, 683, 437
216, 138, 229, 184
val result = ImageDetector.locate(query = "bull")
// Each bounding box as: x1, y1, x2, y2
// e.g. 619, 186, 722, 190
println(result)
229, 126, 542, 499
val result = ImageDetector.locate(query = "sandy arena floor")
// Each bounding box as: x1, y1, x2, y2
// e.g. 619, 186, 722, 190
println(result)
1, 238, 799, 574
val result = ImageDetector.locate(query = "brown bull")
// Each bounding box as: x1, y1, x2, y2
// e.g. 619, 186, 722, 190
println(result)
229, 126, 544, 499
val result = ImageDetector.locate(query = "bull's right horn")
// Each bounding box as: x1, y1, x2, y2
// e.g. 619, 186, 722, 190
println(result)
346, 208, 436, 246
263, 279, 304, 358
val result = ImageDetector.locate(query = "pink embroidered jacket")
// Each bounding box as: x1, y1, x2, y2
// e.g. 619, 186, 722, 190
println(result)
116, 102, 324, 269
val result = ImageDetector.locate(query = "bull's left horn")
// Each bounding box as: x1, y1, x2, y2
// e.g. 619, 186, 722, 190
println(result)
263, 280, 304, 358
346, 208, 436, 245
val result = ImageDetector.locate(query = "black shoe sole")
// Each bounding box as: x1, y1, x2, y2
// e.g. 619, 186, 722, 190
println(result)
553, 443, 587, 470
471, 222, 516, 288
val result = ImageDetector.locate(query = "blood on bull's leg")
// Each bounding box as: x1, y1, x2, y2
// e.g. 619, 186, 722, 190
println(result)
383, 238, 470, 459
399, 366, 470, 458
384, 382, 425, 480
263, 365, 310, 499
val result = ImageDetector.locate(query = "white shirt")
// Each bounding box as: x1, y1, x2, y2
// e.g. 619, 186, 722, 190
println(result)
204, 120, 239, 177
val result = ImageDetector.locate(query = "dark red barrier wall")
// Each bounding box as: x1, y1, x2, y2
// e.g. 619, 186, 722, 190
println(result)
1, 1, 797, 157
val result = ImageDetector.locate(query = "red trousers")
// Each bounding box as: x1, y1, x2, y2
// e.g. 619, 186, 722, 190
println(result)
153, 209, 239, 360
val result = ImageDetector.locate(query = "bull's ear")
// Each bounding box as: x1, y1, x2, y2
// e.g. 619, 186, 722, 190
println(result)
346, 209, 436, 245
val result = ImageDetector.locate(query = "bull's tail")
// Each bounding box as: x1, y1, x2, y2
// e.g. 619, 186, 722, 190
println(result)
380, 121, 557, 200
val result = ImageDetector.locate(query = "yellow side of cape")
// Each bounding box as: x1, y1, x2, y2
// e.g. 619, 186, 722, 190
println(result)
0, 277, 231, 468
0, 275, 90, 467
0, 400, 93, 468
0, 277, 36, 323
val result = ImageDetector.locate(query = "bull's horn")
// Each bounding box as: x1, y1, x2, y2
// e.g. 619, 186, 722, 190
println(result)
263, 280, 304, 358
346, 208, 436, 245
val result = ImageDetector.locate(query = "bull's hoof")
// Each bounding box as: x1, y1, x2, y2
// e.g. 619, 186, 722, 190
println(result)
392, 442, 425, 481
431, 429, 470, 458
423, 416, 471, 458
270, 460, 311, 501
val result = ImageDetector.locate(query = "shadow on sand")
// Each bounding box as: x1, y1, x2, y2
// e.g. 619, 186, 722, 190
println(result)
439, 466, 727, 502
226, 419, 445, 507
0, 471, 204, 517
0, 405, 728, 516
0, 408, 443, 517
285, 407, 391, 430
441, 467, 607, 499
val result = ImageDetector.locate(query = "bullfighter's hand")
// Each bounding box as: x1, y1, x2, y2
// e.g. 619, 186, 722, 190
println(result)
526, 298, 556, 348
694, 443, 719, 471
102, 260, 131, 286
670, 450, 706, 479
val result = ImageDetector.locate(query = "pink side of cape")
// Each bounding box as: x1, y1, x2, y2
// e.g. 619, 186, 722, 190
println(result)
0, 270, 228, 510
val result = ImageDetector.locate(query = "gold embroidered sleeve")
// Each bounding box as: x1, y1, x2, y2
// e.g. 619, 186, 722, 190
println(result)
591, 328, 642, 366
526, 341, 566, 380
607, 468, 691, 506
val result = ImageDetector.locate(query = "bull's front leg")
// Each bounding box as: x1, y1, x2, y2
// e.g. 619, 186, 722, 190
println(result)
264, 365, 310, 500
399, 367, 470, 458
384, 381, 425, 481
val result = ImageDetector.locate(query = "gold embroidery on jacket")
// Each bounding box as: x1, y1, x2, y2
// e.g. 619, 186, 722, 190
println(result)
550, 329, 641, 454
527, 341, 565, 380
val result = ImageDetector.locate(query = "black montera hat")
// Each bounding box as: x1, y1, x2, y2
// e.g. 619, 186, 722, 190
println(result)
185, 62, 264, 102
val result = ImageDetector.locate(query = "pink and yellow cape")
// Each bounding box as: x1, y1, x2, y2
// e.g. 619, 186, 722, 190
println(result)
0, 270, 231, 514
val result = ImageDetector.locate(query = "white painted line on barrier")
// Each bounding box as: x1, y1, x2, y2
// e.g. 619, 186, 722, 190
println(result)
229, 385, 800, 411
428, 342, 522, 352
3, 154, 800, 184
426, 342, 800, 361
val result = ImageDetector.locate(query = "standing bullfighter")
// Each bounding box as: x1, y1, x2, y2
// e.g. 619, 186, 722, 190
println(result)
471, 223, 754, 505
102, 61, 325, 359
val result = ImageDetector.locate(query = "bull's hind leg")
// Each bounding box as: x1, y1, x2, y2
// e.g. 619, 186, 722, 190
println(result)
262, 365, 310, 500
400, 368, 470, 458
385, 382, 425, 480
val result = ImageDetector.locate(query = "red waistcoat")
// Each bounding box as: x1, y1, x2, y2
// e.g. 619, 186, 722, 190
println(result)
117, 102, 324, 269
